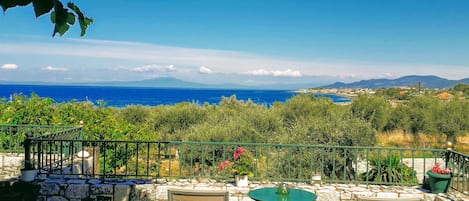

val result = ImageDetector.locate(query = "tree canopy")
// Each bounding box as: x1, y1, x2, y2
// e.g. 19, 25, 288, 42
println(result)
1, 0, 92, 36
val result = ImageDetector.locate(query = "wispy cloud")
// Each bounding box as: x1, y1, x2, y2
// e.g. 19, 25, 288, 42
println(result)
243, 68, 303, 77
199, 66, 213, 74
118, 64, 175, 73
0, 37, 467, 81
42, 66, 68, 71
1, 63, 18, 70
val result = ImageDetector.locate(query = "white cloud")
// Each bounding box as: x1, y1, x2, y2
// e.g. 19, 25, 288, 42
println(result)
1, 63, 18, 70
199, 66, 213, 74
167, 65, 175, 71
119, 64, 176, 72
245, 69, 271, 76
244, 68, 303, 77
42, 66, 68, 71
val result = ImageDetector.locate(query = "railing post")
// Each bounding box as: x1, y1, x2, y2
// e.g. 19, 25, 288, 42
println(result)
157, 142, 162, 178
79, 120, 84, 140
23, 137, 34, 169
38, 140, 42, 170
445, 141, 453, 169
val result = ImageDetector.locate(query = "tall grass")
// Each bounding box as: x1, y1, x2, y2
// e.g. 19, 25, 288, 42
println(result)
377, 130, 469, 153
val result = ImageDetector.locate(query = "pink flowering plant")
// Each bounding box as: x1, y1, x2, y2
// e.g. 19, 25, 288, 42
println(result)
431, 162, 451, 175
219, 147, 254, 177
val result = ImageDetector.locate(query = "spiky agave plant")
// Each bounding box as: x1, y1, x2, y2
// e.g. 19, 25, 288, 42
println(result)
360, 153, 417, 184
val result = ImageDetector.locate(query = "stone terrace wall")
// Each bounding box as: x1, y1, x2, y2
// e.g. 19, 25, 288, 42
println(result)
0, 153, 23, 180
2, 152, 465, 201
32, 176, 465, 201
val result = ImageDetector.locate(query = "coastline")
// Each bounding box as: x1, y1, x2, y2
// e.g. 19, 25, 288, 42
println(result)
293, 89, 354, 104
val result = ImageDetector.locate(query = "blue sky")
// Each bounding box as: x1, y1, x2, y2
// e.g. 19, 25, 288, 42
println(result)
1, 0, 468, 87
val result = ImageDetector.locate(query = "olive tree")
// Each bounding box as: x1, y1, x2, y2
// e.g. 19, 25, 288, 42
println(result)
405, 96, 439, 137
435, 99, 469, 143
349, 95, 391, 132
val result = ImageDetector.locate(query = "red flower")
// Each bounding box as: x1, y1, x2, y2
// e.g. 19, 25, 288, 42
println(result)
431, 162, 451, 175
237, 147, 245, 154
219, 146, 253, 176
234, 147, 245, 159
220, 160, 232, 171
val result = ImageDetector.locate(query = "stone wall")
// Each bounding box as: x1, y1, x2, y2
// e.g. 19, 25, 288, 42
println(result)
35, 176, 147, 201
3, 151, 465, 201
32, 176, 464, 201
0, 153, 24, 180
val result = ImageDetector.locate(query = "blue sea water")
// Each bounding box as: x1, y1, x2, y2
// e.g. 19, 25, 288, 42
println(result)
0, 85, 350, 107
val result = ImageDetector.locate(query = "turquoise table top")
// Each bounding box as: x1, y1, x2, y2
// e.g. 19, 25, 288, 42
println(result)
248, 187, 317, 201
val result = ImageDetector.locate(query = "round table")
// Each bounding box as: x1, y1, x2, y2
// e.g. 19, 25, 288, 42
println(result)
248, 187, 317, 201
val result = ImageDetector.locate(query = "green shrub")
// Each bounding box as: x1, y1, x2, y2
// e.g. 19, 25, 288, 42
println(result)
360, 153, 418, 184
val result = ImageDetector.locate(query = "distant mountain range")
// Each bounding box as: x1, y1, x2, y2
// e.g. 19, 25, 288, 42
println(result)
100, 78, 319, 89
0, 77, 320, 90
0, 77, 239, 89
97, 77, 214, 88
321, 75, 469, 89
2, 75, 468, 90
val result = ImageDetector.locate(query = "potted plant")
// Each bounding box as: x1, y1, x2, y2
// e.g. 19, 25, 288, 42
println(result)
426, 162, 452, 193
219, 147, 254, 187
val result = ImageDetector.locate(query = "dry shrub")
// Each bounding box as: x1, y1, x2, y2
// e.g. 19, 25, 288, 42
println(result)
159, 159, 188, 176
377, 130, 469, 153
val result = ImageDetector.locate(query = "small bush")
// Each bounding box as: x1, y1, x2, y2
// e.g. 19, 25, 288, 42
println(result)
360, 153, 418, 184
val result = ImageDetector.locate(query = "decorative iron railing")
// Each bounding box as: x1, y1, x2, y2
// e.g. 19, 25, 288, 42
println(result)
0, 124, 83, 153
30, 139, 447, 187
0, 124, 83, 171
446, 150, 469, 195
3, 124, 466, 196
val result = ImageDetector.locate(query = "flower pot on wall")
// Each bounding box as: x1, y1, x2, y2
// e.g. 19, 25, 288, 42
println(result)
426, 171, 452, 193
311, 174, 322, 185
20, 169, 37, 182
235, 175, 249, 187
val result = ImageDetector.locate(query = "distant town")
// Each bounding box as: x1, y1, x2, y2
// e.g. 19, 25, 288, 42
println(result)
298, 82, 468, 106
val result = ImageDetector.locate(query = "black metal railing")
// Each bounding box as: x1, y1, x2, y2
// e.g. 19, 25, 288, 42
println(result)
0, 124, 81, 153
446, 149, 469, 195
32, 139, 169, 178
3, 124, 466, 195
16, 125, 84, 170
31, 139, 448, 187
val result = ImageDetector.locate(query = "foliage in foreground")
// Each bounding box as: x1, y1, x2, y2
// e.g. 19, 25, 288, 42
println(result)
1, 90, 467, 183
1, 0, 92, 37
0, 90, 468, 146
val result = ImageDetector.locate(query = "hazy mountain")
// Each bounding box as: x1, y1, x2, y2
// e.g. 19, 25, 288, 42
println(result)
74, 77, 317, 89
322, 75, 469, 89
0, 77, 319, 89
83, 77, 265, 89
101, 77, 212, 88
3, 75, 467, 90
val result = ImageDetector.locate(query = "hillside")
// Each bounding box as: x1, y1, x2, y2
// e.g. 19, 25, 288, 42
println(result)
322, 75, 469, 89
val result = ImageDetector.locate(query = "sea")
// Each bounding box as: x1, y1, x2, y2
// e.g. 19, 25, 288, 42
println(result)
0, 84, 351, 107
